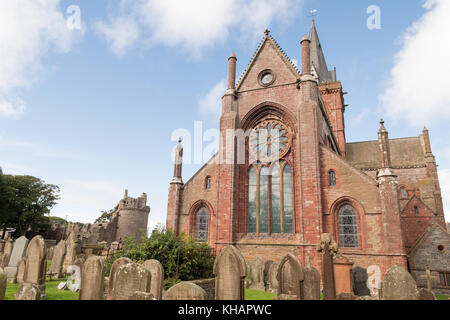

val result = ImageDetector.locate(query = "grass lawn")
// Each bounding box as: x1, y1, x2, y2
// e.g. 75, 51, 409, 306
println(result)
4, 279, 79, 300
245, 288, 277, 300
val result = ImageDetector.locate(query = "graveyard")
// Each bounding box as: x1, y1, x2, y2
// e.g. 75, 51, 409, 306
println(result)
1, 230, 449, 301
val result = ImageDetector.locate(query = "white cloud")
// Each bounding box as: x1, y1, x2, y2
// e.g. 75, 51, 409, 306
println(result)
0, 98, 25, 118
0, 0, 83, 117
198, 80, 227, 120
95, 0, 303, 57
379, 0, 450, 126
438, 169, 450, 223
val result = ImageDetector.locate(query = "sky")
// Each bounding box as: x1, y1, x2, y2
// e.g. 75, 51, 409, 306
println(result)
0, 0, 449, 233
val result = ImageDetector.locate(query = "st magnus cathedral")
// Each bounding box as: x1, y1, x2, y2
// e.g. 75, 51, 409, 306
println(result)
166, 21, 450, 293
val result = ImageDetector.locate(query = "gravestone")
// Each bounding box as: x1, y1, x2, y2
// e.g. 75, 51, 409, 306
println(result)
16, 257, 26, 284
62, 228, 78, 273
418, 288, 436, 300
67, 265, 81, 292
267, 262, 279, 293
163, 282, 207, 300
317, 233, 338, 300
263, 260, 273, 291
106, 257, 131, 300
367, 265, 381, 296
333, 253, 353, 294
0, 253, 10, 269
249, 258, 265, 291
303, 257, 320, 300
277, 253, 304, 299
0, 268, 6, 300
4, 239, 13, 256
142, 259, 164, 300
74, 254, 86, 271
49, 240, 66, 278
110, 262, 152, 300
0, 240, 5, 254
213, 245, 247, 300
351, 266, 371, 296
16, 236, 47, 300
79, 255, 105, 300
5, 236, 29, 283
380, 265, 419, 300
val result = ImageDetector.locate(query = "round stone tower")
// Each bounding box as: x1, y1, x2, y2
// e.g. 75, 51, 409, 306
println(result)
115, 190, 151, 242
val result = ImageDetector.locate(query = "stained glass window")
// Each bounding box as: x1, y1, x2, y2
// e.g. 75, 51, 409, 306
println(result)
247, 167, 257, 233
259, 167, 269, 233
329, 171, 336, 187
195, 207, 209, 242
283, 164, 294, 234
338, 204, 359, 248
271, 165, 281, 234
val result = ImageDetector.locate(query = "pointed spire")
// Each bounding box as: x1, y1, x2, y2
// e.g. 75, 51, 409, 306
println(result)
422, 126, 432, 154
379, 118, 387, 132
309, 19, 335, 83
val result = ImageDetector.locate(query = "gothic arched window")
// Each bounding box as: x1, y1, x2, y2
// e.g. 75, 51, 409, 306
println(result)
195, 207, 209, 242
338, 204, 359, 248
247, 161, 293, 234
329, 170, 336, 187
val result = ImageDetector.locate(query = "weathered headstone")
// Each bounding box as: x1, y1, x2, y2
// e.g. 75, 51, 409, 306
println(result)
0, 253, 10, 269
163, 282, 207, 300
106, 257, 131, 300
249, 258, 265, 291
277, 253, 304, 299
0, 268, 6, 300
62, 228, 78, 273
5, 236, 29, 283
49, 240, 66, 278
0, 240, 5, 254
4, 239, 13, 256
380, 265, 419, 300
267, 262, 279, 293
333, 253, 354, 294
16, 236, 47, 300
67, 265, 81, 292
367, 265, 381, 296
351, 266, 371, 296
110, 262, 152, 300
303, 257, 320, 300
317, 233, 338, 300
263, 260, 273, 291
16, 257, 26, 284
142, 259, 164, 300
79, 255, 105, 300
213, 245, 247, 300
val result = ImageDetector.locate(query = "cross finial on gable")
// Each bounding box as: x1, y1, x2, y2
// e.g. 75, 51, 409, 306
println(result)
264, 29, 270, 36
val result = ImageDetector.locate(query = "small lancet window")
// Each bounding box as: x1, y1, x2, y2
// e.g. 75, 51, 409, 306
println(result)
414, 206, 419, 216
195, 207, 209, 242
205, 176, 211, 190
400, 187, 407, 199
329, 170, 336, 187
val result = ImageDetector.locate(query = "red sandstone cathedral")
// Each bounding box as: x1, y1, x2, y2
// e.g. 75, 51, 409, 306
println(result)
166, 21, 448, 284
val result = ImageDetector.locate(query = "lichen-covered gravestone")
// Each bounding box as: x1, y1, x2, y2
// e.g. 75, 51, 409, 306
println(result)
163, 282, 207, 300
142, 259, 164, 300
263, 260, 273, 291
267, 262, 279, 293
380, 266, 419, 300
110, 263, 151, 300
106, 257, 131, 300
16, 258, 26, 284
16, 236, 47, 300
5, 236, 28, 283
79, 255, 105, 300
249, 258, 265, 291
62, 228, 78, 273
351, 266, 371, 296
213, 245, 247, 300
303, 258, 320, 300
0, 268, 6, 300
277, 253, 304, 299
49, 240, 66, 278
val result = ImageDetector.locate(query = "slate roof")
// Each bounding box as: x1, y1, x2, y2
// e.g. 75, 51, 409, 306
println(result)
346, 137, 426, 170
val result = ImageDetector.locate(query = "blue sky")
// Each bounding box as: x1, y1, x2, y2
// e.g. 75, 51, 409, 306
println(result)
0, 0, 449, 231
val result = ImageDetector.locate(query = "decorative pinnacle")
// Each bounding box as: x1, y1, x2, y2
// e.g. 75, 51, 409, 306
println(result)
229, 51, 236, 60
301, 34, 310, 43
178, 137, 182, 143
264, 28, 270, 36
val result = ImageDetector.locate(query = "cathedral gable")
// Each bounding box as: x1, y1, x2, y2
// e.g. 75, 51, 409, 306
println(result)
236, 35, 300, 92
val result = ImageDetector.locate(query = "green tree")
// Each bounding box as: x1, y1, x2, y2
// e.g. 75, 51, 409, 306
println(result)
2, 174, 60, 237
94, 208, 115, 224
0, 168, 15, 237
